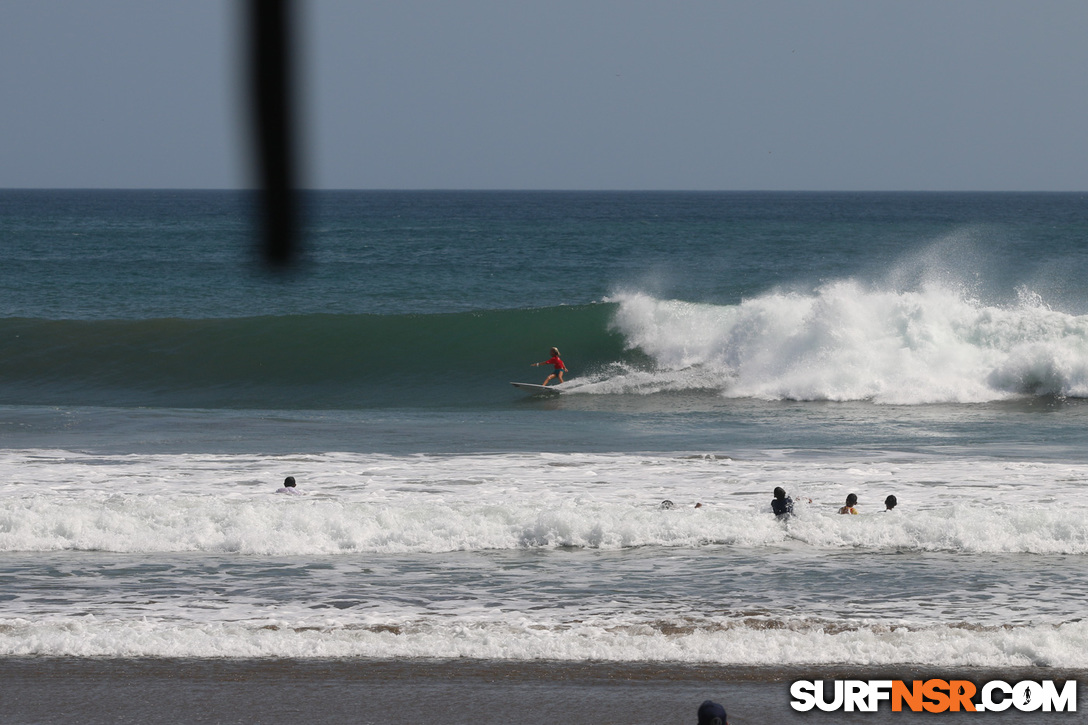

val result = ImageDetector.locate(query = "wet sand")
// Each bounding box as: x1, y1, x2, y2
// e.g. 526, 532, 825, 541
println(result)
1, 658, 1083, 724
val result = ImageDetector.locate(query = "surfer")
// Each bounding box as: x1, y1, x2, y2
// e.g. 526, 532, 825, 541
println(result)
771, 486, 794, 518
884, 494, 898, 511
532, 347, 567, 386
838, 493, 858, 514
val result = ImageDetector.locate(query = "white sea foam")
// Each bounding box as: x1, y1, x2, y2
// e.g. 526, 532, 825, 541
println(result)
599, 284, 1088, 403
2, 449, 1087, 555
3, 449, 1087, 666
3, 615, 1086, 667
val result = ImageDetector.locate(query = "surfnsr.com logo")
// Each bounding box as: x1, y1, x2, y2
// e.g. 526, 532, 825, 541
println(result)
790, 679, 1077, 713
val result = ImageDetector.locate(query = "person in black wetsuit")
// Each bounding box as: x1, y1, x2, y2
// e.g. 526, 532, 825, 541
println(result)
771, 486, 794, 518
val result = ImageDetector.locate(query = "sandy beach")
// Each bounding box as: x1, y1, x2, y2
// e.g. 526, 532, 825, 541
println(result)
2, 658, 1082, 724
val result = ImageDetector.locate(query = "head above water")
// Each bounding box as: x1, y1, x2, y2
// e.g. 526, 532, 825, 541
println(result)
885, 494, 897, 510
845, 493, 857, 507
773, 486, 786, 500
283, 476, 296, 488
697, 700, 727, 725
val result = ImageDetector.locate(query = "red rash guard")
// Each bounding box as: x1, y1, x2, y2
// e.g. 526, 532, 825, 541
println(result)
543, 356, 566, 370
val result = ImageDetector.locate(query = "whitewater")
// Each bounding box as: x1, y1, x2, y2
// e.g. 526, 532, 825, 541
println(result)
3, 449, 1088, 666
594, 282, 1088, 404
4, 450, 1088, 556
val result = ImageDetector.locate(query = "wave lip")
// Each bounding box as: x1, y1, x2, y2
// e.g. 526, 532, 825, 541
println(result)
606, 284, 1088, 403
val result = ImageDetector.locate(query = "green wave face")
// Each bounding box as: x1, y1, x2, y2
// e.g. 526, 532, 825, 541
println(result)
0, 305, 628, 408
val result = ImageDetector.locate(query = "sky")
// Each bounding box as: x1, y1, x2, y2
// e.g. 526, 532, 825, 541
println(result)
2, 0, 1087, 191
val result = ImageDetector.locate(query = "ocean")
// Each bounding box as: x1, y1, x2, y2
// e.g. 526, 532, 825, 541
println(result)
2, 190, 1088, 721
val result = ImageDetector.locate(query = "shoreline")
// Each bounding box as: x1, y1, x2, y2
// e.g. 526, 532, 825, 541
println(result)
3, 657, 1083, 724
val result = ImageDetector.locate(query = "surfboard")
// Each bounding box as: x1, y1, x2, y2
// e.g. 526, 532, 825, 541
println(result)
511, 382, 562, 395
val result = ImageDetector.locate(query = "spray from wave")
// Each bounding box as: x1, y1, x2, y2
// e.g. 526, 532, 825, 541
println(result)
596, 282, 1088, 404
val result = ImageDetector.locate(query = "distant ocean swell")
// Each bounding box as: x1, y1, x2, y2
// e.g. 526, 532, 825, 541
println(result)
4, 279, 1088, 408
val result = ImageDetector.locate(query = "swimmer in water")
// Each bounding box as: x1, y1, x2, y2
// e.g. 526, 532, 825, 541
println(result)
771, 486, 794, 518
275, 475, 302, 495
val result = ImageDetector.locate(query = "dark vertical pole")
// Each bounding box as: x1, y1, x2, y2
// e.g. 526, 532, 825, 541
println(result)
247, 0, 298, 268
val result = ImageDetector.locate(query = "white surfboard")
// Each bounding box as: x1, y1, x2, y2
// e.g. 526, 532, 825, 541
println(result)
511, 382, 562, 395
